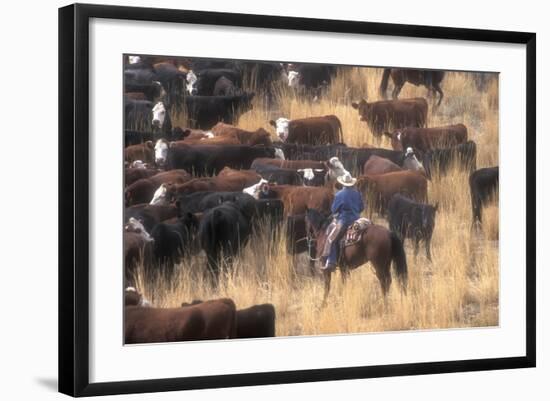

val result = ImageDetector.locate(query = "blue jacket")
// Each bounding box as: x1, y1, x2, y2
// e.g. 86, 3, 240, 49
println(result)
331, 187, 364, 226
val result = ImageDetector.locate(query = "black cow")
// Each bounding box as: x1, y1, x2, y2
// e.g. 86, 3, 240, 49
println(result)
213, 76, 240, 96
175, 191, 283, 226
124, 67, 155, 84
388, 194, 438, 261
125, 63, 186, 110
150, 213, 199, 274
124, 127, 187, 146
299, 168, 328, 186
337, 147, 405, 174
273, 142, 347, 161
191, 60, 238, 70
149, 63, 187, 108
422, 141, 477, 179
286, 214, 308, 255
198, 201, 253, 281
195, 192, 257, 217
125, 99, 172, 134
469, 167, 499, 225
252, 162, 327, 186
235, 61, 284, 83
233, 61, 285, 102
176, 190, 281, 224
252, 163, 303, 185
193, 68, 242, 96
287, 64, 336, 91
125, 99, 153, 131
125, 81, 165, 102
180, 94, 254, 129
166, 144, 276, 175
254, 199, 285, 226
175, 191, 214, 215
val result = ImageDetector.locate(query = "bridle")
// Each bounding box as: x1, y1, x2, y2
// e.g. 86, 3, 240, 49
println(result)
305, 218, 329, 263
306, 234, 322, 262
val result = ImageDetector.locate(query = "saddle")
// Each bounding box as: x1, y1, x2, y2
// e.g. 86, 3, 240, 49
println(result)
342, 217, 372, 248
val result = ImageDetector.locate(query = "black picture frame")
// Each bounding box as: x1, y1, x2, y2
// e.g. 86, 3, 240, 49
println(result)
58, 3, 536, 397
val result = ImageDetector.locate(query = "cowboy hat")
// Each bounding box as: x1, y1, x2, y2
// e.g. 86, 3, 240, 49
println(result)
336, 172, 357, 187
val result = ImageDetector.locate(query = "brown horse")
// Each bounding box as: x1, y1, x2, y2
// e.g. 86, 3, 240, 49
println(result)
305, 208, 408, 305
379, 68, 445, 106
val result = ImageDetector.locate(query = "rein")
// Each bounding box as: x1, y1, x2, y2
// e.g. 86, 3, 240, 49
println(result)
306, 235, 322, 262
305, 229, 324, 262
305, 212, 333, 262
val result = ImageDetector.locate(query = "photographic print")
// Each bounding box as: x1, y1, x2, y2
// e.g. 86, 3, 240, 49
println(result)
123, 55, 499, 344
59, 4, 535, 395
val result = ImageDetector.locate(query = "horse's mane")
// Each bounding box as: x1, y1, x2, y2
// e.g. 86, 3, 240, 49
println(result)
305, 208, 331, 231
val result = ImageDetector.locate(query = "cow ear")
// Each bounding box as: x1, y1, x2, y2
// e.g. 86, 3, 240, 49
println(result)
145, 140, 153, 148
351, 102, 359, 109
269, 120, 276, 127
383, 132, 393, 138
169, 141, 176, 148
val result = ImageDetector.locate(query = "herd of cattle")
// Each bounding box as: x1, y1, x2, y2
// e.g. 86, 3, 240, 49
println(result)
123, 55, 499, 343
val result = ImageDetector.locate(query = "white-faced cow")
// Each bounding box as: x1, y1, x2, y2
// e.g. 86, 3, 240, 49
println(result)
269, 115, 343, 145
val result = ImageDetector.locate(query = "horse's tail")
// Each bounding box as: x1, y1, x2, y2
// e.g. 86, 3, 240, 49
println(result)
335, 116, 344, 143
390, 231, 408, 293
379, 68, 391, 99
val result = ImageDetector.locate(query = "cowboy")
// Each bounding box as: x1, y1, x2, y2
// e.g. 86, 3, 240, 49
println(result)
322, 172, 364, 271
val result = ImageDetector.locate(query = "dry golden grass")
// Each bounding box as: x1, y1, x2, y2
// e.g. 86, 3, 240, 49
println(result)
134, 66, 499, 336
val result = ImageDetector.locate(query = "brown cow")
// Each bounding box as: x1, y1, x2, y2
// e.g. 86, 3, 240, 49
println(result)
125, 170, 191, 206
235, 304, 276, 338
182, 301, 276, 338
363, 155, 404, 175
168, 171, 261, 197
216, 166, 262, 182
124, 167, 162, 186
269, 115, 343, 145
178, 126, 273, 147
181, 135, 242, 145
176, 127, 210, 141
210, 123, 273, 146
125, 299, 237, 344
259, 184, 333, 215
351, 97, 428, 140
384, 124, 468, 153
124, 141, 154, 164
125, 167, 162, 186
251, 157, 326, 170
357, 170, 428, 214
